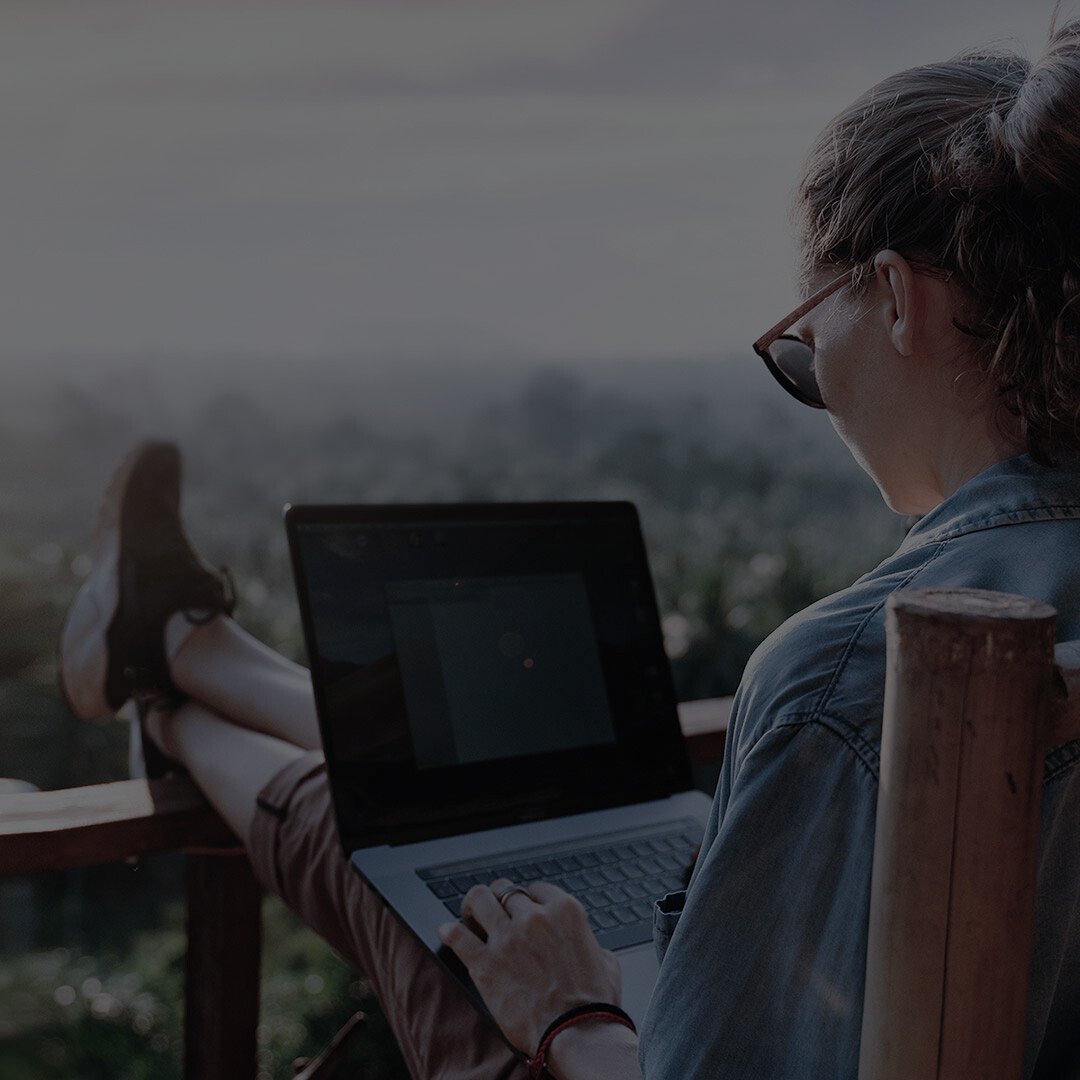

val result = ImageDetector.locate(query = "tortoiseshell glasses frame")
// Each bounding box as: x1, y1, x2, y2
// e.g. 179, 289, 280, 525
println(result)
751, 268, 855, 410
753, 261, 954, 408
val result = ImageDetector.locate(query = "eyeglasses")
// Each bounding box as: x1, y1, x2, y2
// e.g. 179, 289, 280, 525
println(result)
752, 268, 855, 410
753, 261, 954, 408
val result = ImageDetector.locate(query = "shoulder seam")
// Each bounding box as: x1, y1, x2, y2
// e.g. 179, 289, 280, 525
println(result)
812, 539, 951, 720
902, 504, 1080, 552
770, 714, 1080, 786
768, 711, 881, 781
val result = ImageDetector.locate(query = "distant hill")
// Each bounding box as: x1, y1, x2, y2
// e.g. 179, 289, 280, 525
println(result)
0, 352, 840, 454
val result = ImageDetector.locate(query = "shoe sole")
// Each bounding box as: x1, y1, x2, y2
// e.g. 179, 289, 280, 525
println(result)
57, 442, 180, 720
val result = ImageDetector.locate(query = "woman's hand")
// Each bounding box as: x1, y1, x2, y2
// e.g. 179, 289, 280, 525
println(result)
438, 878, 622, 1056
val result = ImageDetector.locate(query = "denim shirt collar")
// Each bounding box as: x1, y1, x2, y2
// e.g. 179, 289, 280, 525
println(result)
897, 447, 1080, 555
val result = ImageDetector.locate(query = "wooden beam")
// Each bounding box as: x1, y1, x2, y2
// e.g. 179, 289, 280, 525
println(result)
0, 775, 238, 875
185, 853, 262, 1080
677, 697, 732, 764
0, 695, 732, 879
859, 587, 1056, 1080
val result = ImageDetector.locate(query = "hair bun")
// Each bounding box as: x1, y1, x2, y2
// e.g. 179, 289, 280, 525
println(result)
1002, 19, 1080, 233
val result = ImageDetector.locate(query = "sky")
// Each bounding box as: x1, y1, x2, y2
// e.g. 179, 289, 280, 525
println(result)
0, 0, 1067, 363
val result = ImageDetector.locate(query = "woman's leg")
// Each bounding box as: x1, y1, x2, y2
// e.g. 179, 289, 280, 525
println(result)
142, 697, 306, 839
145, 700, 526, 1080
164, 613, 321, 751
60, 441, 526, 1076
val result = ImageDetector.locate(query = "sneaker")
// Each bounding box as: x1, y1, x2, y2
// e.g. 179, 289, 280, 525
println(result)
58, 441, 235, 720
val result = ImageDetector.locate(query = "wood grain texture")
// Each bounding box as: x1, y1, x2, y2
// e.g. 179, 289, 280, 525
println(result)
859, 587, 1056, 1080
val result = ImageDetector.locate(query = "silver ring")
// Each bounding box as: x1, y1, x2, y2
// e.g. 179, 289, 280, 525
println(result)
494, 884, 532, 908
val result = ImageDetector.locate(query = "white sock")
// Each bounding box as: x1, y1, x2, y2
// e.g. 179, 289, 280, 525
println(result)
164, 610, 210, 662
141, 701, 176, 760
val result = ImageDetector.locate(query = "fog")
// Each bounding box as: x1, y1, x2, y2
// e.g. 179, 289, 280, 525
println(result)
1, 0, 1064, 363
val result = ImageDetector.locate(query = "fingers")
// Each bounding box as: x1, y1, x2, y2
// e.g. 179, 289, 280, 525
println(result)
443, 879, 587, 969
437, 919, 486, 967
461, 883, 511, 938
522, 882, 590, 931
524, 880, 583, 911
488, 877, 536, 917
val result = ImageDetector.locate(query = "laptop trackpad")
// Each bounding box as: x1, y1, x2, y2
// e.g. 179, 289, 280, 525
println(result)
617, 942, 659, 1028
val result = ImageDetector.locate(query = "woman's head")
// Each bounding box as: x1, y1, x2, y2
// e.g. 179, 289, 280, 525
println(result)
787, 14, 1080, 510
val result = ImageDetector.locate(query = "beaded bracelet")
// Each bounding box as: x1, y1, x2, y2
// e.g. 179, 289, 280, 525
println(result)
526, 1002, 637, 1079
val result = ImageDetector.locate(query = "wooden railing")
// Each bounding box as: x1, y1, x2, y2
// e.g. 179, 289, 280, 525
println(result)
0, 773, 261, 1078
0, 699, 732, 1078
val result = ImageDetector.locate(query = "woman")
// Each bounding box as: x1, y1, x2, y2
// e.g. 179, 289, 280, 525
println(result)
59, 19, 1080, 1080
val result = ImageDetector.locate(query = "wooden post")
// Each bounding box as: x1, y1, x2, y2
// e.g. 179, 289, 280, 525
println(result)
185, 852, 263, 1080
858, 587, 1057, 1080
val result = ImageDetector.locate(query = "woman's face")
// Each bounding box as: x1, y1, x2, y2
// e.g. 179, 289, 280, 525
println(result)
787, 263, 912, 507
787, 253, 1016, 516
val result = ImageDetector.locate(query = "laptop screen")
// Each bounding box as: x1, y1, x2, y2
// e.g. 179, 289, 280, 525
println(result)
286, 503, 691, 850
386, 574, 615, 768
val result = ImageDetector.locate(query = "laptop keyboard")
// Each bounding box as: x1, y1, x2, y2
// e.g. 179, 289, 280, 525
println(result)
417, 818, 700, 950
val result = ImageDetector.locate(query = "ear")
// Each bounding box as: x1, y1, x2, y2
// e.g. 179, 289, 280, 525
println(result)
872, 250, 917, 357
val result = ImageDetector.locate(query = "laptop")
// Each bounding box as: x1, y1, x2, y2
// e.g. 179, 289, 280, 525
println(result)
284, 501, 712, 1026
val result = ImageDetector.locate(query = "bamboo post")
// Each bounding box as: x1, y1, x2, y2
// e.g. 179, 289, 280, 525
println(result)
858, 587, 1057, 1080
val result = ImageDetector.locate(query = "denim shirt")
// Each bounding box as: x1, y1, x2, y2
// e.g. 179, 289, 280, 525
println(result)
640, 450, 1080, 1079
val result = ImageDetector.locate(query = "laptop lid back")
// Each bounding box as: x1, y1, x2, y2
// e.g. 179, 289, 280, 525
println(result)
285, 502, 691, 853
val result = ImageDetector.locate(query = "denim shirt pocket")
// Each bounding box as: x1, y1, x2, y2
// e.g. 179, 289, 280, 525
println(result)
652, 890, 687, 965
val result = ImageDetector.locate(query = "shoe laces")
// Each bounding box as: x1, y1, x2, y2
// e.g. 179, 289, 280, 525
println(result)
183, 565, 237, 625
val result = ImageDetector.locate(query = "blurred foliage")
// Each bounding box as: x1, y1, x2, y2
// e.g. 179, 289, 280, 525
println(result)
0, 358, 905, 1074
0, 899, 407, 1079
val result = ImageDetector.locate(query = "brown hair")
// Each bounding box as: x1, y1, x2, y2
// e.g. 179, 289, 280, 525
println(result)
793, 14, 1080, 466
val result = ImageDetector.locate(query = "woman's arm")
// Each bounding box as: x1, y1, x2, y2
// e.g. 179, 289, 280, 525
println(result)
438, 879, 644, 1080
